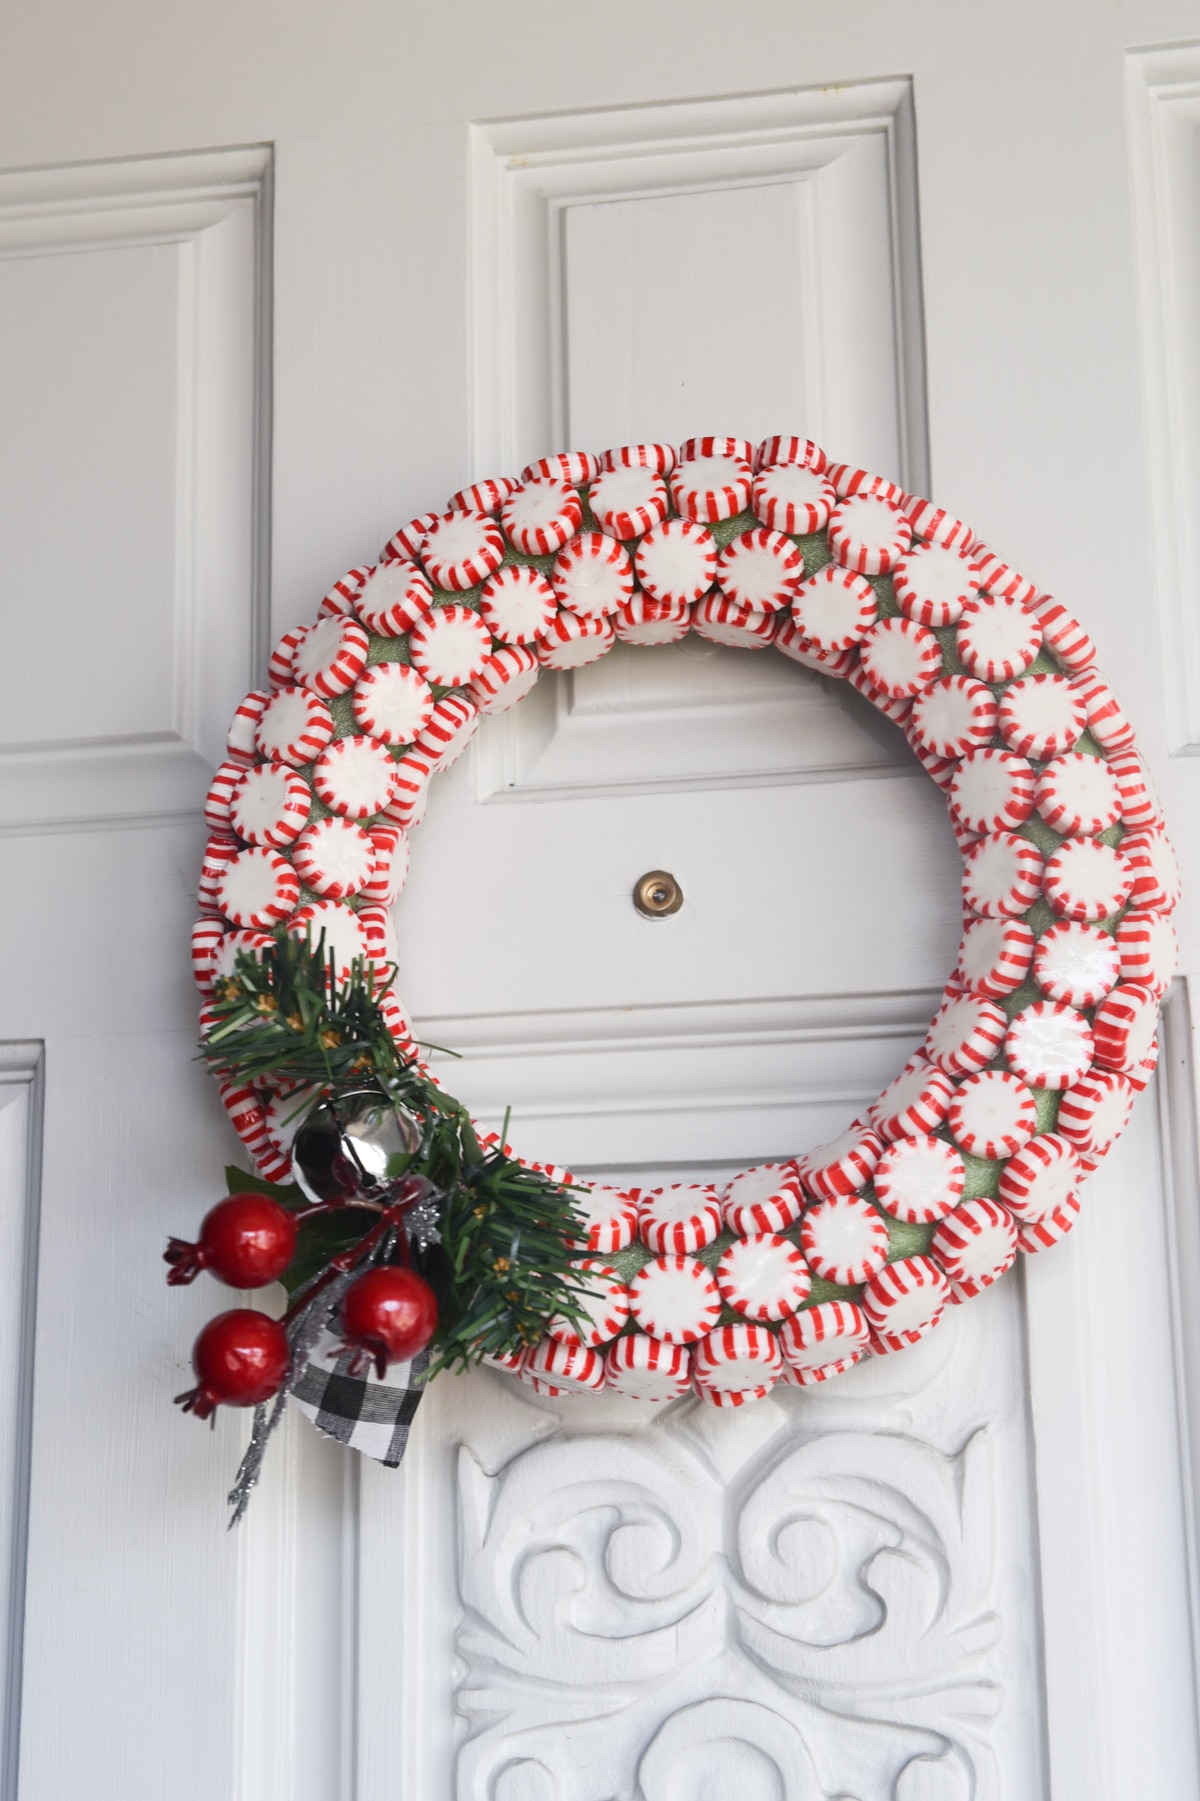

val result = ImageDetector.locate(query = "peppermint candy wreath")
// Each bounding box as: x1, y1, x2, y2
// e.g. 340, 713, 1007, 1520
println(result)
175, 433, 1180, 1501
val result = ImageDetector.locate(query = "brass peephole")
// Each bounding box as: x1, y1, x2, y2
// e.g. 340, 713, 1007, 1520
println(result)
633, 870, 683, 918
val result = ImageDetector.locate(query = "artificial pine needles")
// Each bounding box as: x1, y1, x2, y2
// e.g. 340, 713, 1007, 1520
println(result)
201, 932, 588, 1373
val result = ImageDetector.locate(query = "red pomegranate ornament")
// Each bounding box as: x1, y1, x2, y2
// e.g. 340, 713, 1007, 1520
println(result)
337, 1266, 438, 1377
175, 1309, 291, 1419
164, 1193, 298, 1289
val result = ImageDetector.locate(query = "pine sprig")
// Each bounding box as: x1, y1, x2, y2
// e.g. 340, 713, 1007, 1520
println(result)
202, 933, 588, 1370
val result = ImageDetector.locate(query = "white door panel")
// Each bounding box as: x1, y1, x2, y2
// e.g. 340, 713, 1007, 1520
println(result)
3, 4, 1200, 1798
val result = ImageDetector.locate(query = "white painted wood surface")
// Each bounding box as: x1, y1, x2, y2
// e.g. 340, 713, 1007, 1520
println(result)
2, 3, 1200, 1798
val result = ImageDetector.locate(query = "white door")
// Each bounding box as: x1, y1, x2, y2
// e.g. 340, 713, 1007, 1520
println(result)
3, 4, 1200, 1798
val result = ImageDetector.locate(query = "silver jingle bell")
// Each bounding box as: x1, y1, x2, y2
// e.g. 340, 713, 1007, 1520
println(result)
291, 1087, 421, 1205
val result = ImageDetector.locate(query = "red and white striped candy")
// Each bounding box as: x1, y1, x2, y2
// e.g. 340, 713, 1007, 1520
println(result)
230, 763, 311, 848
828, 494, 913, 575
778, 1300, 870, 1373
931, 1198, 1017, 1296
483, 1346, 528, 1375
956, 594, 1041, 683
524, 1337, 606, 1393
716, 528, 804, 612
957, 916, 1036, 998
1032, 920, 1121, 1009
1057, 1069, 1134, 1154
355, 903, 396, 967
1071, 671, 1135, 750
413, 694, 479, 774
547, 1260, 631, 1349
1129, 1034, 1161, 1093
256, 686, 335, 766
1017, 1193, 1081, 1254
948, 1069, 1037, 1161
469, 644, 541, 714
318, 563, 374, 618
949, 748, 1036, 835
292, 817, 376, 900
970, 550, 1039, 605
204, 759, 247, 833
613, 593, 692, 646
773, 619, 857, 677
751, 463, 835, 535
800, 1194, 890, 1286
381, 751, 431, 829
1120, 828, 1181, 913
962, 832, 1045, 917
216, 846, 299, 929
919, 741, 965, 797
197, 833, 240, 915
293, 615, 369, 700
722, 1163, 804, 1235
870, 1054, 956, 1141
588, 465, 670, 540
827, 466, 905, 502
354, 561, 434, 636
408, 605, 494, 687
670, 455, 753, 523
1036, 752, 1122, 838
500, 478, 582, 556
600, 442, 677, 475
693, 1322, 782, 1393
550, 532, 634, 618
842, 660, 908, 725
361, 824, 408, 905
861, 1255, 949, 1348
537, 609, 615, 669
287, 900, 370, 983
790, 564, 877, 651
1020, 596, 1093, 675
924, 993, 1008, 1076
629, 1255, 722, 1343
352, 662, 435, 745
859, 616, 943, 697
680, 436, 754, 464
1116, 910, 1178, 993
872, 1134, 965, 1224
998, 674, 1087, 761
755, 435, 827, 473
478, 564, 557, 644
804, 1124, 883, 1199
565, 1184, 639, 1253
892, 543, 980, 626
312, 735, 396, 820
1092, 983, 1160, 1072
603, 1333, 691, 1400
691, 593, 777, 649
448, 475, 518, 515
226, 689, 272, 765
1005, 1000, 1094, 1089
1107, 749, 1162, 831
522, 449, 601, 485
908, 676, 997, 758
999, 1133, 1080, 1222
419, 510, 506, 591
716, 1234, 811, 1321
191, 919, 224, 995
267, 622, 310, 689
380, 512, 440, 564
638, 1184, 722, 1255
634, 517, 717, 606
903, 497, 977, 553
1043, 838, 1133, 922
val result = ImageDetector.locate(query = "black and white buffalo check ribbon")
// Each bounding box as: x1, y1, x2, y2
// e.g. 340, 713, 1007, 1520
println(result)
291, 1328, 429, 1467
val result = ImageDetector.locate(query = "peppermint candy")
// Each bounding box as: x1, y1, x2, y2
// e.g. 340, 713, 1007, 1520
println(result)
629, 1256, 722, 1343
637, 1185, 722, 1255
716, 1234, 811, 1321
800, 1195, 890, 1286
